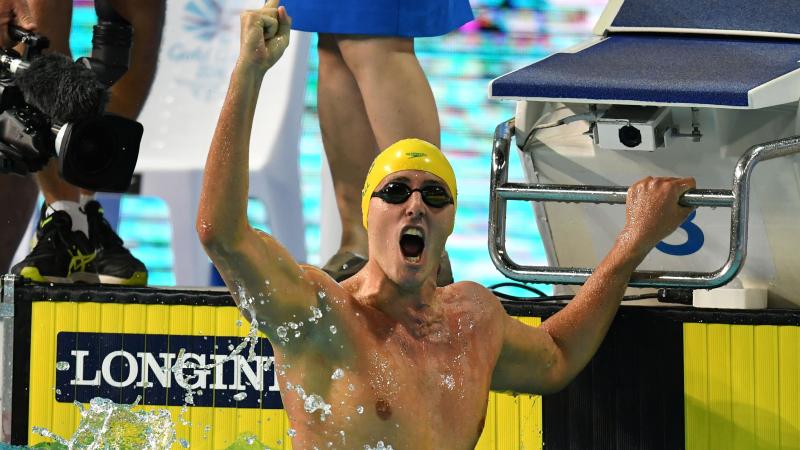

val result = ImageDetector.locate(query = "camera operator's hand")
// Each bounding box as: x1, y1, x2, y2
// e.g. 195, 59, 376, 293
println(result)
0, 0, 34, 48
238, 0, 291, 74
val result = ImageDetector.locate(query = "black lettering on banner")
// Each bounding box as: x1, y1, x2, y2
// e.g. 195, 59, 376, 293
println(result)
55, 332, 283, 409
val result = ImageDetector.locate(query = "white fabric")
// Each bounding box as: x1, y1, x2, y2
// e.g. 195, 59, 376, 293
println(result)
135, 0, 310, 286
48, 200, 88, 236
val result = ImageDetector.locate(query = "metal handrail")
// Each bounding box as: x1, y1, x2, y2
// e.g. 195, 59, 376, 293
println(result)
488, 118, 800, 288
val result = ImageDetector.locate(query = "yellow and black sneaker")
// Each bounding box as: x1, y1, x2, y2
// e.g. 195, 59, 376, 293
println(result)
11, 210, 99, 283
83, 200, 148, 286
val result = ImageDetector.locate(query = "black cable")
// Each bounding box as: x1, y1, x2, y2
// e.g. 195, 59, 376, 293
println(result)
489, 281, 661, 303
486, 281, 549, 297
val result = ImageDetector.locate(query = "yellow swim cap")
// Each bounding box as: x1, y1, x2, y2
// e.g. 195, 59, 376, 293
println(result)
361, 138, 457, 230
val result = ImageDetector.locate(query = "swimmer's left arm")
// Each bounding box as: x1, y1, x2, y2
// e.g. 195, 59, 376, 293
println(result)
490, 248, 642, 394
491, 177, 695, 394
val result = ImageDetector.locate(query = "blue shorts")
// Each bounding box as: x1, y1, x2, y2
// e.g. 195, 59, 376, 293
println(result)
281, 0, 474, 37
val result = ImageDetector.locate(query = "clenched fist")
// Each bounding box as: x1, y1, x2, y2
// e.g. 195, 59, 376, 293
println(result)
238, 0, 291, 74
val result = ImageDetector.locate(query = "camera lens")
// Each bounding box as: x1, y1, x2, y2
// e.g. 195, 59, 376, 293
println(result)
618, 125, 642, 148
69, 120, 116, 174
56, 115, 142, 192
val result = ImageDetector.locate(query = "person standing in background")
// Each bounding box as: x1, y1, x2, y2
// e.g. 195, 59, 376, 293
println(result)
0, 0, 164, 285
281, 0, 474, 284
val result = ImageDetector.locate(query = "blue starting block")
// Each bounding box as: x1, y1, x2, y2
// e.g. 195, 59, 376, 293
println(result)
487, 0, 800, 309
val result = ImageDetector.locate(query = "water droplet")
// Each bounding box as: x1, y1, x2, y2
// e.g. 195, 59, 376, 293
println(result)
246, 435, 256, 445
228, 344, 235, 351
329, 325, 337, 334
288, 428, 297, 437
356, 405, 364, 414
317, 290, 327, 300
277, 326, 288, 339
331, 368, 344, 380
308, 306, 323, 323
288, 321, 299, 330
442, 374, 455, 391
233, 392, 247, 401
55, 361, 70, 371
179, 438, 190, 448
236, 319, 243, 327
348, 383, 355, 392
304, 393, 333, 420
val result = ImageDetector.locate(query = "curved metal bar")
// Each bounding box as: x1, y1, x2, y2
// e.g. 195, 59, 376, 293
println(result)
487, 119, 800, 288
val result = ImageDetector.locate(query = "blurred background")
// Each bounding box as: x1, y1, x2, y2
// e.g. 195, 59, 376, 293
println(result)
69, 0, 608, 288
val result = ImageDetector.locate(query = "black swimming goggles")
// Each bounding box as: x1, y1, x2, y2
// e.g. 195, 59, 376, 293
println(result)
371, 182, 454, 208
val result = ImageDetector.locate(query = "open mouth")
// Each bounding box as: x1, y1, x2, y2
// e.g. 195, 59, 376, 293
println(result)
400, 227, 425, 263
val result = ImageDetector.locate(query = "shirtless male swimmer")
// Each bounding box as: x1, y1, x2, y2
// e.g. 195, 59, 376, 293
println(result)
197, 2, 696, 449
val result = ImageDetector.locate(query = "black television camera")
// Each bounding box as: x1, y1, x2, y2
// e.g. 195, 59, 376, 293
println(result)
0, 2, 143, 193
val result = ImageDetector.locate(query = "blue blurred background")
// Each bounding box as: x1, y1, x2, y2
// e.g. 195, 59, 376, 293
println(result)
69, 0, 607, 288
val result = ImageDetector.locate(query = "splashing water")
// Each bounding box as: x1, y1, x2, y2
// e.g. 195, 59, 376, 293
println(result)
442, 374, 455, 391
303, 394, 332, 421
308, 306, 323, 323
286, 382, 333, 422
276, 326, 288, 340
31, 281, 279, 450
363, 441, 394, 450
33, 397, 175, 449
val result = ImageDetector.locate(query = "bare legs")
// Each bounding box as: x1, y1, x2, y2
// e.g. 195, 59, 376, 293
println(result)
317, 33, 440, 259
1, 0, 163, 273
29, 0, 164, 204
0, 175, 37, 272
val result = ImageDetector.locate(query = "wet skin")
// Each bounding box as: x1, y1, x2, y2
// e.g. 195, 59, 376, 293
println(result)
198, 4, 695, 448
275, 272, 506, 450
271, 172, 508, 449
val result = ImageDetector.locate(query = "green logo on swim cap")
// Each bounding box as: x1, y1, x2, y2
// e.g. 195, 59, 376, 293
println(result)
405, 152, 426, 159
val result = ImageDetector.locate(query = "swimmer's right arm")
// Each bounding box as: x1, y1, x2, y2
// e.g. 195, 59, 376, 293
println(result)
197, 2, 320, 341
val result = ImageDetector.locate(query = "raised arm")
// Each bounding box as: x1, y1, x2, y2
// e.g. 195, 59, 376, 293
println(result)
196, 2, 320, 341
492, 176, 695, 394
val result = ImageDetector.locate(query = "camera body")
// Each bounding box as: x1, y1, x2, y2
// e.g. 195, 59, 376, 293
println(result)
0, 20, 143, 192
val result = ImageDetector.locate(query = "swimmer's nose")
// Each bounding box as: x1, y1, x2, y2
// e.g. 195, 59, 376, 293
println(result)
405, 191, 426, 218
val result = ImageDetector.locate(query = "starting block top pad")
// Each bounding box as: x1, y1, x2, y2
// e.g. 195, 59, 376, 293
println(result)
490, 34, 800, 108
607, 0, 800, 38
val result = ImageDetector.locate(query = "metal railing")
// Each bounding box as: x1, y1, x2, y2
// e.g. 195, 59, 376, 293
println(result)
489, 118, 800, 288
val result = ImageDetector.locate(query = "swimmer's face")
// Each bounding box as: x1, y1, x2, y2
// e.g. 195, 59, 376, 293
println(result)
367, 170, 455, 287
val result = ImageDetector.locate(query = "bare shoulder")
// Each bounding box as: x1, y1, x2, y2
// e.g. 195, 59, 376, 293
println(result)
440, 280, 505, 320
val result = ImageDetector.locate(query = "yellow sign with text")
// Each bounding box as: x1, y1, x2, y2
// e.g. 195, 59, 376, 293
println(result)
28, 300, 541, 449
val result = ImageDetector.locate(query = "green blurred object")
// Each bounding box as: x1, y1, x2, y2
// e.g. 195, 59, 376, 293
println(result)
225, 433, 273, 450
